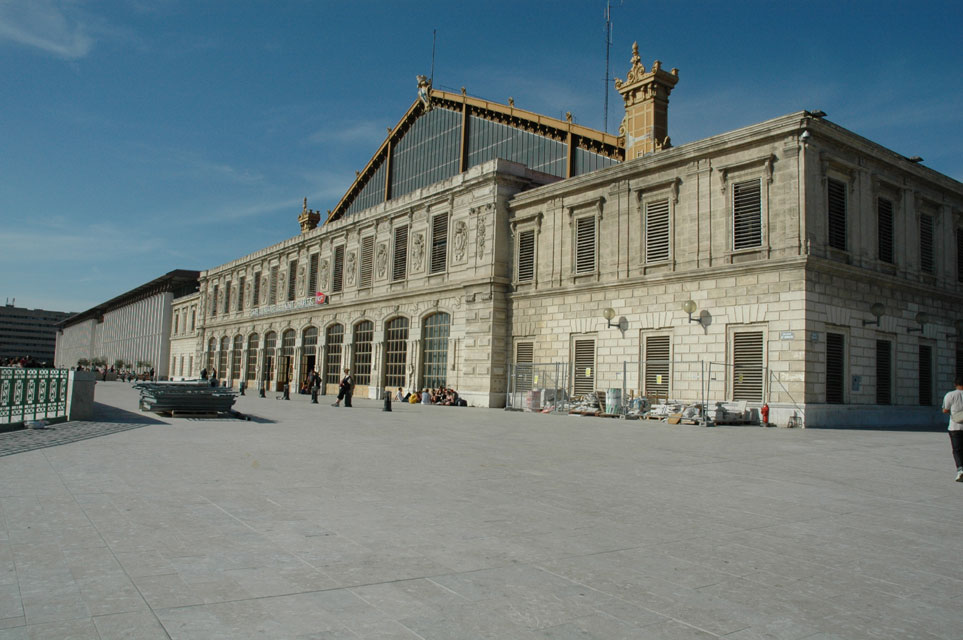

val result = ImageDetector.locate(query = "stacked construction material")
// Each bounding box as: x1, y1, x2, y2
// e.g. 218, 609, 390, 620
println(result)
134, 381, 237, 416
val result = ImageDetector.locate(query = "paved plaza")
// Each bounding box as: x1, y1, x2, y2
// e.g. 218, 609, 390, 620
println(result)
0, 382, 958, 639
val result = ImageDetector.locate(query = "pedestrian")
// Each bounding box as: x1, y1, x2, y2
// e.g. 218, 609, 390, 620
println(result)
332, 368, 354, 407
941, 376, 963, 482
200, 367, 208, 380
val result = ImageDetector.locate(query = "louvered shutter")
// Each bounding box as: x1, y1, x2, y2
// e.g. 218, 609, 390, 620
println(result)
252, 272, 260, 307
332, 246, 344, 293
223, 281, 231, 313
827, 179, 847, 251
877, 198, 894, 264
575, 217, 595, 274
287, 260, 298, 300
393, 225, 408, 281
732, 180, 761, 250
645, 200, 670, 262
308, 254, 318, 294
644, 335, 670, 396
733, 331, 764, 402
430, 213, 448, 274
269, 266, 278, 303
517, 230, 535, 282
920, 214, 934, 274
876, 340, 891, 405
825, 332, 844, 404
360, 236, 374, 287
237, 276, 245, 311
919, 345, 932, 406
572, 339, 596, 395
211, 285, 218, 316
515, 341, 534, 392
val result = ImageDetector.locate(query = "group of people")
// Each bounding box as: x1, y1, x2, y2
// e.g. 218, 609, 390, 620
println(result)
1, 356, 49, 368
395, 385, 465, 406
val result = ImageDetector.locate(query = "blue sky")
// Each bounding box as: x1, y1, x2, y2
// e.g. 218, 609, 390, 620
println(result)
2, 0, 961, 313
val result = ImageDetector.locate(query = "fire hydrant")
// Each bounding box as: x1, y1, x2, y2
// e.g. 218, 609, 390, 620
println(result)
761, 403, 770, 427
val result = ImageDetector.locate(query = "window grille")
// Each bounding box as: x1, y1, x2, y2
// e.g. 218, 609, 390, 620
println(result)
575, 216, 596, 274
515, 341, 534, 392
301, 326, 318, 381
237, 276, 245, 311
644, 335, 670, 397
269, 266, 279, 304
645, 199, 670, 262
308, 254, 318, 294
324, 324, 343, 385
332, 246, 344, 293
919, 344, 932, 406
360, 236, 374, 287
352, 321, 373, 385
572, 338, 596, 395
827, 178, 847, 251
223, 281, 231, 314
252, 272, 260, 307
732, 179, 762, 250
245, 333, 258, 380
384, 317, 409, 389
732, 331, 764, 402
211, 285, 218, 317
876, 340, 891, 405
422, 313, 450, 389
393, 225, 408, 281
517, 230, 535, 282
279, 330, 295, 384
920, 214, 934, 274
231, 335, 242, 380
877, 198, 894, 264
430, 213, 448, 274
287, 260, 298, 300
263, 332, 276, 383
825, 332, 844, 404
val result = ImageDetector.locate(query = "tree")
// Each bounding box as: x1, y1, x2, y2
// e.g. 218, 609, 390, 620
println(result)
77, 358, 90, 368
91, 356, 107, 368
114, 359, 126, 370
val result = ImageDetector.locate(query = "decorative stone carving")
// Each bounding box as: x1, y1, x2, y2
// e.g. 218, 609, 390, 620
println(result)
296, 265, 305, 297
453, 220, 467, 261
319, 260, 329, 290
412, 233, 425, 270
261, 276, 269, 304
346, 252, 357, 285
476, 215, 486, 255
376, 243, 388, 278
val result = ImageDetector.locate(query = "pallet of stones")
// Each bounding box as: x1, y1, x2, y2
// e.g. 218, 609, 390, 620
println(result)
134, 382, 237, 416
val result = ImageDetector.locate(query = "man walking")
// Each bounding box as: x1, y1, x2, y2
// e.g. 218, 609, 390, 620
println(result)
332, 368, 354, 408
942, 377, 963, 482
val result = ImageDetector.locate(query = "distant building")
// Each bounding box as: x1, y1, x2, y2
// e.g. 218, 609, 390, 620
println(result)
54, 270, 199, 378
0, 301, 74, 363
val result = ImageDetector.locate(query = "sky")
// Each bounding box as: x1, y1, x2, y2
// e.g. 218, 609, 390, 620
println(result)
1, 0, 961, 314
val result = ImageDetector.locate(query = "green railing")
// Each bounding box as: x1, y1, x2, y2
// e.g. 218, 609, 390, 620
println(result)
0, 368, 69, 424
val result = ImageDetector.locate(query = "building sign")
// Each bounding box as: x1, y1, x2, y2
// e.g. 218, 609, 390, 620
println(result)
315, 292, 328, 305
249, 294, 328, 319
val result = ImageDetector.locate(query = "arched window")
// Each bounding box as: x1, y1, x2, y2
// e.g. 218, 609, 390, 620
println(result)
301, 326, 318, 380
324, 324, 344, 385
263, 331, 277, 383
384, 317, 409, 389
231, 335, 243, 380
245, 333, 259, 380
207, 337, 217, 371
421, 312, 450, 389
218, 336, 230, 378
352, 320, 374, 385
279, 329, 296, 384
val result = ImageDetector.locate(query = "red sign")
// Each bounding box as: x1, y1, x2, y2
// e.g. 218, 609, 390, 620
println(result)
315, 292, 328, 304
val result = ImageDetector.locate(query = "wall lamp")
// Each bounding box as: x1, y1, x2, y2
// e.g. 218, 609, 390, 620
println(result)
682, 300, 705, 327
602, 307, 618, 328
907, 312, 929, 334
862, 303, 885, 327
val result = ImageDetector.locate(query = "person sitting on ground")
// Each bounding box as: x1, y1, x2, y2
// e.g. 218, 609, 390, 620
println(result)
395, 387, 406, 402
408, 390, 419, 404
421, 388, 431, 404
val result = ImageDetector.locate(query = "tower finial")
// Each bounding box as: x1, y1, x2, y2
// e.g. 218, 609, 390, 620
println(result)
631, 42, 640, 67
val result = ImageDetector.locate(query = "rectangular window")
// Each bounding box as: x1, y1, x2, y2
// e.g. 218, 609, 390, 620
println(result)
190, 309, 196, 331
252, 272, 261, 307
644, 334, 670, 397
826, 332, 844, 404
876, 340, 892, 405
393, 224, 408, 281
360, 236, 374, 287
732, 179, 762, 250
430, 213, 448, 274
269, 266, 278, 304
645, 199, 670, 262
515, 341, 534, 392
173, 313, 179, 334
733, 331, 764, 402
572, 338, 596, 395
517, 229, 535, 282
223, 281, 231, 314
919, 344, 932, 406
287, 260, 298, 300
827, 178, 847, 251
332, 246, 344, 293
877, 198, 894, 264
575, 216, 596, 274
237, 276, 245, 311
309, 254, 319, 294
920, 214, 934, 274
211, 285, 218, 317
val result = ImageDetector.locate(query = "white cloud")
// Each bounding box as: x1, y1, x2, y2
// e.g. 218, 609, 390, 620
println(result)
0, 1, 93, 59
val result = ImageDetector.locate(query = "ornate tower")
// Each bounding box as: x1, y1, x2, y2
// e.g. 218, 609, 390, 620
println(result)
298, 197, 321, 233
615, 43, 679, 159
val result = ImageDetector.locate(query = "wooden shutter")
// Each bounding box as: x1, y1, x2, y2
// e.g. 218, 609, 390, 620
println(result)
644, 335, 670, 396
827, 178, 847, 251
269, 266, 278, 303
877, 198, 894, 264
287, 260, 298, 300
920, 214, 934, 274
515, 341, 534, 393
733, 331, 764, 402
825, 332, 844, 404
876, 340, 892, 405
430, 213, 448, 274
732, 179, 762, 250
919, 344, 932, 406
517, 230, 535, 282
572, 338, 595, 395
308, 254, 318, 294
575, 216, 595, 274
645, 200, 670, 262
393, 224, 408, 281
360, 236, 374, 287
332, 246, 344, 293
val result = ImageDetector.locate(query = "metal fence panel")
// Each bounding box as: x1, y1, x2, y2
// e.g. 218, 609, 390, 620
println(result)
506, 362, 569, 412
0, 368, 69, 424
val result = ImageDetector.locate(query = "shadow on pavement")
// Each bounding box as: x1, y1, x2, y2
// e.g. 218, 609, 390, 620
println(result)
806, 423, 946, 433
92, 402, 166, 424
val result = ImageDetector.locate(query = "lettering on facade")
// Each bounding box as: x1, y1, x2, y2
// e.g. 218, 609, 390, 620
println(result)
249, 297, 325, 318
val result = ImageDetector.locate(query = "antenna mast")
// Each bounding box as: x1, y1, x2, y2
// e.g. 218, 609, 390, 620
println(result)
603, 0, 612, 132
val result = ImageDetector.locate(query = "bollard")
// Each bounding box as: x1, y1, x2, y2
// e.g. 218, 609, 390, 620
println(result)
259, 385, 265, 398
382, 390, 392, 412
311, 385, 318, 404
282, 383, 290, 401
239, 381, 246, 396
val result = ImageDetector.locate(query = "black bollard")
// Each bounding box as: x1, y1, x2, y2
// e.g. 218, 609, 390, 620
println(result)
282, 383, 290, 401
259, 385, 265, 398
383, 390, 392, 412
239, 381, 246, 396
311, 385, 318, 404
